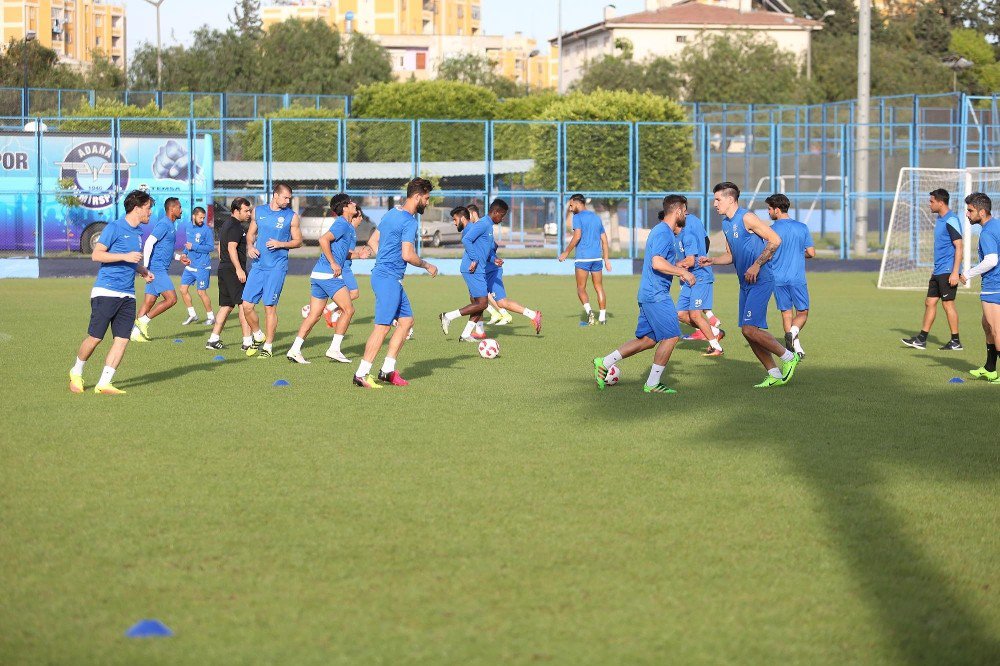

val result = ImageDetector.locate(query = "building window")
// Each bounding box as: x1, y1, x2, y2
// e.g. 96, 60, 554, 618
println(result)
96, 15, 103, 28
96, 36, 102, 46
676, 35, 687, 43
472, 6, 480, 20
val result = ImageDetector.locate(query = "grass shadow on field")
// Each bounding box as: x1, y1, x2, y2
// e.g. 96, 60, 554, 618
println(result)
116, 361, 222, 388
910, 352, 975, 374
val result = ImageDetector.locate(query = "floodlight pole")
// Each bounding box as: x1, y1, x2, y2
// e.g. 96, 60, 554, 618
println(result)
854, 0, 871, 258
22, 31, 36, 119
143, 0, 166, 90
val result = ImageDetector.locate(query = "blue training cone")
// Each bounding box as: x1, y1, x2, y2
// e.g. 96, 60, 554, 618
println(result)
212, 355, 225, 362
273, 379, 290, 387
173, 339, 183, 343
949, 377, 965, 384
125, 619, 173, 638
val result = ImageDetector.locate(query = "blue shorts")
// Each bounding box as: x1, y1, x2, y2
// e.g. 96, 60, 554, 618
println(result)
463, 270, 489, 299
372, 275, 413, 326
310, 277, 347, 300
676, 281, 714, 311
88, 295, 136, 340
342, 267, 358, 292
575, 260, 603, 273
144, 270, 175, 296
180, 266, 210, 290
981, 292, 1000, 305
243, 267, 287, 306
738, 282, 773, 329
635, 299, 681, 342
774, 283, 809, 311
486, 268, 506, 301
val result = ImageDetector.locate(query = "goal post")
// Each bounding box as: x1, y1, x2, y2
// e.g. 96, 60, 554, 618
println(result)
878, 167, 1000, 290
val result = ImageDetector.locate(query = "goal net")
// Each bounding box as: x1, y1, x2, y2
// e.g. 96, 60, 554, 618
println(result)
878, 167, 1000, 290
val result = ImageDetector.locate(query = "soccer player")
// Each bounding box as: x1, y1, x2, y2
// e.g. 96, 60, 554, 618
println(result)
69, 189, 155, 395
592, 195, 695, 394
902, 188, 964, 350
131, 197, 182, 341
440, 205, 492, 341
321, 205, 366, 328
288, 193, 369, 364
179, 206, 215, 326
558, 193, 610, 325
466, 203, 509, 326
354, 177, 438, 389
242, 183, 302, 359
699, 182, 800, 388
482, 199, 543, 334
960, 193, 1000, 383
669, 197, 724, 356
206, 198, 254, 350
767, 193, 815, 358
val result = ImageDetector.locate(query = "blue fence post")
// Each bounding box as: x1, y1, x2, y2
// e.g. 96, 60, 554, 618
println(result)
264, 118, 272, 193
486, 120, 494, 201
558, 121, 565, 257
841, 123, 850, 260
35, 121, 43, 257
629, 121, 637, 260
413, 120, 419, 179
700, 122, 711, 234
338, 117, 346, 191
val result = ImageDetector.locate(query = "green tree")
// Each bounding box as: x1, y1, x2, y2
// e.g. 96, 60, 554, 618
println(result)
240, 106, 344, 162
914, 1, 952, 54
58, 101, 186, 135
0, 38, 84, 97
573, 55, 682, 97
679, 33, 805, 104
437, 53, 520, 98
949, 28, 1000, 93
230, 0, 263, 39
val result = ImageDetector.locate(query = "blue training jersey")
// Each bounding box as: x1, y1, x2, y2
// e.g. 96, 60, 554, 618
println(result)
461, 219, 492, 272
313, 217, 354, 275
677, 213, 713, 283
978, 219, 1000, 294
184, 221, 214, 270
933, 211, 963, 275
94, 218, 141, 295
147, 217, 176, 270
638, 223, 677, 304
572, 210, 605, 261
372, 207, 418, 281
771, 218, 813, 286
253, 204, 293, 270
722, 207, 773, 285
486, 224, 500, 271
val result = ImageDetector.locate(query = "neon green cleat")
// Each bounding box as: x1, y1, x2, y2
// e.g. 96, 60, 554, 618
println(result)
69, 372, 84, 394
593, 357, 608, 390
130, 327, 147, 342
970, 366, 998, 381
133, 318, 150, 340
643, 383, 677, 394
94, 383, 126, 395
777, 354, 800, 386
989, 374, 1000, 384
755, 375, 781, 388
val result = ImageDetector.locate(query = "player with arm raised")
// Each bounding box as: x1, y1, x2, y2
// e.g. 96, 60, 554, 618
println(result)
960, 193, 1000, 383
131, 197, 182, 341
206, 198, 253, 350
440, 205, 491, 341
559, 194, 611, 325
767, 193, 815, 359
669, 195, 724, 356
179, 206, 215, 326
700, 182, 800, 388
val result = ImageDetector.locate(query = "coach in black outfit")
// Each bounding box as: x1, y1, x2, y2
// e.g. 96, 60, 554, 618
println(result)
206, 198, 254, 350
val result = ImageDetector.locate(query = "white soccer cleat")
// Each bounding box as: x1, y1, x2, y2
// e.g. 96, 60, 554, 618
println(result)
440, 312, 450, 335
129, 327, 147, 342
286, 352, 311, 364
407, 327, 414, 340
181, 314, 199, 325
459, 335, 476, 342
325, 350, 351, 363
204, 317, 215, 326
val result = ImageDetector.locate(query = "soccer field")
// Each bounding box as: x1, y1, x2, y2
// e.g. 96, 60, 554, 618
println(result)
1, 272, 998, 664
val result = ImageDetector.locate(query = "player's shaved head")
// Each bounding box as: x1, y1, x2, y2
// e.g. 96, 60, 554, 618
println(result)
273, 183, 292, 196
713, 181, 740, 201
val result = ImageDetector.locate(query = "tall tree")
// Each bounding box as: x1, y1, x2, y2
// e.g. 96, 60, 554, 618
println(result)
229, 0, 263, 40
573, 55, 682, 97
678, 33, 805, 104
437, 53, 521, 98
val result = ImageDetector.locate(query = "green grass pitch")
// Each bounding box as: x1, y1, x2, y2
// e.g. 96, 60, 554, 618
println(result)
1, 272, 998, 664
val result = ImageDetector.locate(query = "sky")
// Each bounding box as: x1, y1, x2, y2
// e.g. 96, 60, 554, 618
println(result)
123, 0, 647, 56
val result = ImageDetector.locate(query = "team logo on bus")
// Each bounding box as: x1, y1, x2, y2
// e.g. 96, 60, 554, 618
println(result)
56, 141, 134, 209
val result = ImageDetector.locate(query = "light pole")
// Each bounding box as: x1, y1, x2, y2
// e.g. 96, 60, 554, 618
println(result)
22, 31, 36, 120
142, 0, 166, 89
854, 0, 871, 258
943, 54, 974, 92
523, 49, 540, 94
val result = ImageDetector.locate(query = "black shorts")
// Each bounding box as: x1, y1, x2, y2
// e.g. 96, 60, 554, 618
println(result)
218, 266, 245, 308
927, 273, 958, 301
88, 296, 136, 340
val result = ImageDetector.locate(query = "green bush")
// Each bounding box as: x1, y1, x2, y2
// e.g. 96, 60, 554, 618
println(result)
240, 106, 344, 162
59, 101, 186, 136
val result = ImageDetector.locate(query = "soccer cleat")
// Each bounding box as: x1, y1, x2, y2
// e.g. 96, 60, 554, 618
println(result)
532, 311, 543, 335
458, 335, 477, 343
378, 370, 410, 386
497, 312, 514, 326
353, 374, 383, 389
643, 383, 677, 394
181, 314, 199, 326
587, 311, 596, 326
94, 383, 126, 395
134, 318, 150, 340
716, 328, 726, 342
754, 376, 781, 388
683, 329, 707, 341
326, 350, 351, 363
777, 354, 800, 386
939, 340, 964, 351
241, 344, 253, 352
245, 345, 258, 357
324, 307, 336, 328
797, 351, 806, 361
407, 328, 414, 340
69, 372, 84, 394
129, 327, 148, 342
204, 317, 215, 326
901, 336, 927, 350
989, 374, 1000, 384
702, 347, 724, 357
593, 357, 608, 390
258, 349, 273, 359
598, 318, 606, 326
970, 366, 998, 381
286, 352, 310, 364
784, 332, 794, 349
206, 340, 225, 350
440, 312, 450, 335
471, 329, 487, 341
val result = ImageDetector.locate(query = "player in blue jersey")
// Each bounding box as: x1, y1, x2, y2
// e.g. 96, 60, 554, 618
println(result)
592, 195, 695, 393
767, 194, 815, 359
902, 188, 964, 351
321, 206, 366, 329
481, 199, 543, 334
242, 183, 302, 359
353, 178, 439, 389
699, 182, 800, 388
960, 193, 1000, 383
287, 194, 370, 364
131, 197, 182, 342
179, 206, 216, 326
69, 190, 155, 395
668, 197, 725, 356
559, 194, 611, 325
468, 205, 508, 326
440, 205, 492, 341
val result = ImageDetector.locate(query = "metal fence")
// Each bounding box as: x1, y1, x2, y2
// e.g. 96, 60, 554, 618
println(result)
2, 102, 998, 259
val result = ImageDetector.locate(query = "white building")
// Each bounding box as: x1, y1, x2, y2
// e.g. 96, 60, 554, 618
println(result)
553, 0, 822, 90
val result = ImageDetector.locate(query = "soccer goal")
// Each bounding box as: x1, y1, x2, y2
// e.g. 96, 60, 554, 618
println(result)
878, 167, 1000, 290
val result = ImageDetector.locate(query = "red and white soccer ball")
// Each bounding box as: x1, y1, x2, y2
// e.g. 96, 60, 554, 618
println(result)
301, 304, 311, 319
605, 364, 622, 386
478, 338, 500, 359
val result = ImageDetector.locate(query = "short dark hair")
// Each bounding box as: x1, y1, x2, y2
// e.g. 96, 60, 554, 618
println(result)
406, 177, 433, 198
466, 203, 480, 216
713, 181, 741, 201
123, 189, 153, 214
192, 206, 206, 216
657, 210, 665, 221
164, 197, 180, 212
355, 207, 364, 219
569, 193, 587, 205
930, 188, 950, 205
764, 193, 790, 212
489, 198, 509, 213
450, 206, 470, 220
966, 192, 992, 214
329, 193, 353, 216
662, 194, 687, 215
230, 197, 252, 213
273, 183, 292, 196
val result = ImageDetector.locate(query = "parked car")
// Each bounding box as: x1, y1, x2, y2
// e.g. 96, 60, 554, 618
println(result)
420, 220, 463, 247
299, 205, 377, 245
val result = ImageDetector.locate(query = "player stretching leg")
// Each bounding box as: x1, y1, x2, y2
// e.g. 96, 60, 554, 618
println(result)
667, 197, 724, 356
440, 206, 492, 341
483, 199, 542, 334
767, 194, 815, 359
700, 182, 800, 388
206, 198, 253, 350
559, 194, 610, 325
961, 193, 1000, 383
242, 183, 302, 359
593, 196, 695, 393
179, 206, 215, 326
69, 190, 155, 395
354, 178, 438, 388
131, 197, 182, 341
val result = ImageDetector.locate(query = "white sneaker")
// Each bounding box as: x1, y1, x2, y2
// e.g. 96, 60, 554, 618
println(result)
330, 310, 341, 324
286, 352, 310, 364
181, 314, 199, 325
325, 350, 351, 363
459, 335, 476, 342
407, 328, 414, 340
204, 317, 215, 326
440, 312, 450, 335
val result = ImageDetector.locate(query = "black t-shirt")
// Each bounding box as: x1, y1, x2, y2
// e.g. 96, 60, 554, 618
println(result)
219, 221, 248, 270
